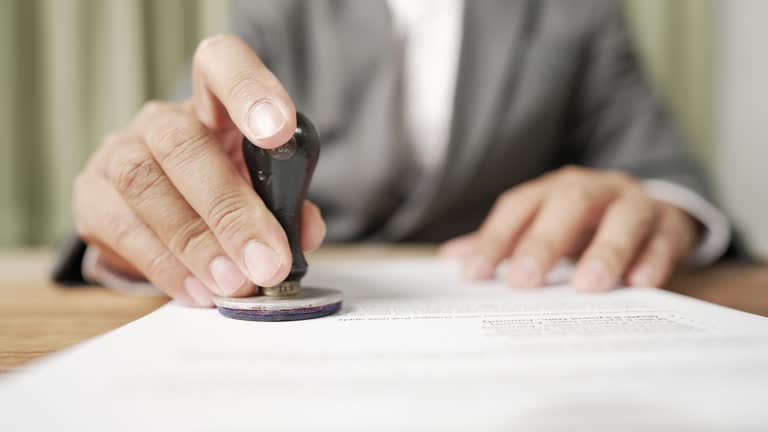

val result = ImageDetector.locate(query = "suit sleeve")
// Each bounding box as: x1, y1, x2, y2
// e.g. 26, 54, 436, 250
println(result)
569, 2, 708, 194
567, 1, 749, 261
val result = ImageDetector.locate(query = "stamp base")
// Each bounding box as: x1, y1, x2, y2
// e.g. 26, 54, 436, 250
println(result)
213, 287, 343, 322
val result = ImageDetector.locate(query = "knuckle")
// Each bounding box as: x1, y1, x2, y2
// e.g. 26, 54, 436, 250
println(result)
140, 100, 170, 117
558, 184, 594, 210
592, 240, 627, 267
495, 185, 538, 210
515, 182, 539, 196
194, 34, 241, 65
635, 205, 657, 230
521, 233, 558, 259
145, 249, 177, 280
148, 114, 210, 168
227, 70, 266, 106
650, 237, 673, 261
101, 131, 129, 149
168, 219, 211, 257
496, 189, 518, 207
557, 164, 588, 181
617, 194, 656, 229
607, 170, 640, 188
110, 219, 139, 256
111, 222, 132, 248
206, 192, 254, 241
660, 205, 687, 231
113, 156, 164, 202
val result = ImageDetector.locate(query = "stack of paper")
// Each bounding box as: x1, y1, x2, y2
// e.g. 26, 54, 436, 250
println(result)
2, 258, 767, 431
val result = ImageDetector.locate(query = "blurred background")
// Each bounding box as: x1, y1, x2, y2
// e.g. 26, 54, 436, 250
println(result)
0, 0, 765, 256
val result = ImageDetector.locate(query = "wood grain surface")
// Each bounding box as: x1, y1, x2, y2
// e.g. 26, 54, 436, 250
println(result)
1, 246, 766, 372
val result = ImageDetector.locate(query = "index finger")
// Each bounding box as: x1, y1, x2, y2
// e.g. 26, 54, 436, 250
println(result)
192, 34, 296, 149
136, 104, 293, 288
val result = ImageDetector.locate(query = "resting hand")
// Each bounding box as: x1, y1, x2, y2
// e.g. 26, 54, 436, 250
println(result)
440, 166, 699, 291
72, 35, 326, 306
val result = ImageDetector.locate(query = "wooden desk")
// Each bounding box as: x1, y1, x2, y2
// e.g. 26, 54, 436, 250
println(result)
1, 246, 767, 372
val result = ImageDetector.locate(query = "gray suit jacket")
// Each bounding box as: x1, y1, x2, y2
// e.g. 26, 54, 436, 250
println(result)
234, 0, 711, 243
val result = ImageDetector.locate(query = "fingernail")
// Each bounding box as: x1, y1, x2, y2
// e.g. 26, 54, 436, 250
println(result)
574, 259, 614, 292
242, 241, 282, 285
248, 101, 286, 140
463, 255, 495, 280
184, 276, 213, 307
209, 256, 247, 296
506, 256, 541, 288
630, 265, 656, 287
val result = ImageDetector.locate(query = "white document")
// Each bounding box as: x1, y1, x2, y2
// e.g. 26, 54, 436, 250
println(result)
2, 258, 768, 431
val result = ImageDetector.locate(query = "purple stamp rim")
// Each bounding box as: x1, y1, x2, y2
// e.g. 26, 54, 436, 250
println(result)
217, 301, 342, 322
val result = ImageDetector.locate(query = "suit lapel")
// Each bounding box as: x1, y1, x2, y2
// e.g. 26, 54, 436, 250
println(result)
378, 0, 531, 239
439, 0, 532, 199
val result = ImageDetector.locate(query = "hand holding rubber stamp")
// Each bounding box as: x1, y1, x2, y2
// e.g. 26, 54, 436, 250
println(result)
71, 35, 327, 307
214, 113, 343, 321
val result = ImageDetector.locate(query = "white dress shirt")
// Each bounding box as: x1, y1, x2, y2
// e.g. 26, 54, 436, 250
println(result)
84, 1, 731, 293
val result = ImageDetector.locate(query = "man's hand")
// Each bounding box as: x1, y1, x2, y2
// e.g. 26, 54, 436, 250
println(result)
72, 35, 326, 307
439, 166, 699, 291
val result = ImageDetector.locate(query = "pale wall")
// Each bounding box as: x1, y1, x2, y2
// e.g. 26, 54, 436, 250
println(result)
714, 0, 768, 257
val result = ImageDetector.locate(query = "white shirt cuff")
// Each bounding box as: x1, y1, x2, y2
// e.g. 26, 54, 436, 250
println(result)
82, 246, 163, 296
643, 179, 731, 267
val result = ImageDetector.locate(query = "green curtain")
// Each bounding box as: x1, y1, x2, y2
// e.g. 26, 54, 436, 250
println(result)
626, 0, 715, 165
0, 0, 712, 247
0, 0, 232, 247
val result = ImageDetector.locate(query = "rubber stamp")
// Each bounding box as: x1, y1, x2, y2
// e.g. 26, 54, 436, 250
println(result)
214, 113, 342, 321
